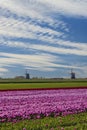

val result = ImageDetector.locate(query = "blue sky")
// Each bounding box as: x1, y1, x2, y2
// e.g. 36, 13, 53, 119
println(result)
0, 0, 87, 78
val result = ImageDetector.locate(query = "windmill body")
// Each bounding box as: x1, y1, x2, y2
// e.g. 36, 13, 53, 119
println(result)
71, 69, 75, 79
25, 70, 30, 79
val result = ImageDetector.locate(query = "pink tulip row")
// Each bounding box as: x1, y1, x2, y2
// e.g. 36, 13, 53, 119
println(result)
0, 89, 87, 122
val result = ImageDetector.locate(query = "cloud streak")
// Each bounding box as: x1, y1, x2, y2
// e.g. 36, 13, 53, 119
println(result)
0, 52, 80, 72
38, 0, 87, 18
0, 39, 87, 56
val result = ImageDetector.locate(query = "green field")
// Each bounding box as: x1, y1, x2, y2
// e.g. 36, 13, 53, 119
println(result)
0, 79, 87, 90
0, 112, 87, 130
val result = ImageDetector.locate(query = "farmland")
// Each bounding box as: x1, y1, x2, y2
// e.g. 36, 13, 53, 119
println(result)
0, 79, 87, 130
0, 79, 87, 90
0, 88, 87, 130
0, 112, 87, 130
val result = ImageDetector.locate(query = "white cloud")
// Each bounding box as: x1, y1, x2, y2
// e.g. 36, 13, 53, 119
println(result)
0, 67, 8, 72
38, 0, 87, 18
0, 0, 64, 27
0, 52, 58, 72
1, 39, 87, 56
30, 44, 87, 56
0, 16, 87, 56
0, 16, 63, 40
0, 0, 87, 46
0, 0, 41, 19
0, 52, 80, 72
1, 0, 87, 18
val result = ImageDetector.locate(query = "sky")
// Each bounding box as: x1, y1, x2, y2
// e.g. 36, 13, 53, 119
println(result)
0, 0, 87, 78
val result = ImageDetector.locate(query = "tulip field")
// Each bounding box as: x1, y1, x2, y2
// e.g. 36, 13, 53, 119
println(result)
0, 88, 87, 130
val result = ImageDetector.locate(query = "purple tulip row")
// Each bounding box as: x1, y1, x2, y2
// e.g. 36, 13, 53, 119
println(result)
0, 89, 87, 122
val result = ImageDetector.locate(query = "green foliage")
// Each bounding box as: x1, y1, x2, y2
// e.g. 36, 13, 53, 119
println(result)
0, 112, 87, 130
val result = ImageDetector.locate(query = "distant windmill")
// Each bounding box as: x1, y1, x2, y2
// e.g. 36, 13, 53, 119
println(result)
25, 69, 30, 79
70, 69, 75, 79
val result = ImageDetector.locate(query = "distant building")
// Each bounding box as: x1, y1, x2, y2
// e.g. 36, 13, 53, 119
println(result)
15, 76, 25, 79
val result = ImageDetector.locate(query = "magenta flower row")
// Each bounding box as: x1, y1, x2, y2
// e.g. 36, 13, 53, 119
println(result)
0, 89, 87, 122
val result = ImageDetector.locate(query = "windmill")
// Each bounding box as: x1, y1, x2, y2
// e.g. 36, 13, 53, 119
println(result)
25, 69, 30, 79
70, 69, 75, 79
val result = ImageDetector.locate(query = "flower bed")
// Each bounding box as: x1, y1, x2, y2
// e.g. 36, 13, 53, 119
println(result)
0, 89, 87, 122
